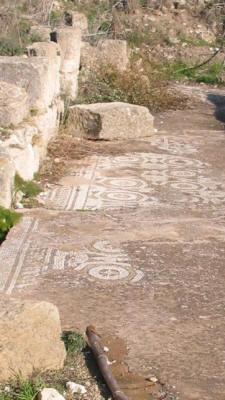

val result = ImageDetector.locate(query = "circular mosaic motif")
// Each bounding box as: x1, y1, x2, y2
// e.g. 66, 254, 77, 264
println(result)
89, 265, 129, 280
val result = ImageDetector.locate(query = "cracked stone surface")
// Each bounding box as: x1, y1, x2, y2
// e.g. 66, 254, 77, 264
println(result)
1, 86, 225, 399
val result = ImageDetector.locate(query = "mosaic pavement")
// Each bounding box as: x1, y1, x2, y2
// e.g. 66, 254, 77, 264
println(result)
1, 102, 225, 400
0, 216, 144, 294
40, 141, 225, 211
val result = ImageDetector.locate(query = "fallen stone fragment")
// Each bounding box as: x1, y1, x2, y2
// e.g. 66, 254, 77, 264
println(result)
66, 381, 87, 394
38, 388, 65, 400
0, 298, 66, 381
150, 377, 158, 383
67, 102, 154, 140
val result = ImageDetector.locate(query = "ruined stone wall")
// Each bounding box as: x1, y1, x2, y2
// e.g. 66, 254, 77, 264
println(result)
0, 11, 130, 209
0, 24, 82, 208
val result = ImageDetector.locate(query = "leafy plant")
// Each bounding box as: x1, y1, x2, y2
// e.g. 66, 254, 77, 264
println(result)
30, 109, 38, 117
0, 37, 25, 56
62, 331, 86, 353
17, 379, 44, 400
76, 63, 184, 112
49, 10, 63, 27
14, 175, 42, 199
0, 207, 21, 243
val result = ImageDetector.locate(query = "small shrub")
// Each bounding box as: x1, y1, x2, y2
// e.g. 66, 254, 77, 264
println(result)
49, 10, 63, 27
14, 174, 42, 199
2, 374, 46, 400
30, 109, 38, 117
0, 37, 25, 56
0, 207, 21, 243
76, 63, 184, 112
16, 376, 45, 400
62, 331, 86, 353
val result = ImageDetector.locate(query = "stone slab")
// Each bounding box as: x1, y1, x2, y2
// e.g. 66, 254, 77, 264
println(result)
68, 102, 154, 140
0, 298, 66, 381
0, 147, 15, 208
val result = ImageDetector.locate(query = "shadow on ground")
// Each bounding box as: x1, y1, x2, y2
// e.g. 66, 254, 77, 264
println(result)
208, 93, 225, 126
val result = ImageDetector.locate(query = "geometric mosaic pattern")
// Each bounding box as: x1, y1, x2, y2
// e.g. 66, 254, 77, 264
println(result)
0, 218, 144, 294
42, 152, 225, 210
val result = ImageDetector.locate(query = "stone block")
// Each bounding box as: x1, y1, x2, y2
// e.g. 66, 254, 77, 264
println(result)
64, 11, 88, 33
1, 124, 39, 181
0, 81, 29, 127
30, 25, 52, 42
52, 28, 81, 99
0, 298, 66, 382
0, 147, 15, 208
97, 39, 129, 71
67, 102, 154, 140
26, 42, 61, 99
81, 39, 129, 72
0, 56, 59, 109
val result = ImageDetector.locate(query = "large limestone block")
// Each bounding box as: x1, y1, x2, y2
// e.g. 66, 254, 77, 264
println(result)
30, 25, 52, 42
80, 42, 98, 71
52, 28, 81, 99
0, 148, 15, 208
0, 81, 29, 127
0, 298, 66, 382
81, 40, 129, 72
68, 102, 154, 140
97, 39, 129, 71
65, 11, 88, 33
1, 124, 39, 181
26, 42, 61, 98
0, 57, 59, 109
32, 98, 63, 149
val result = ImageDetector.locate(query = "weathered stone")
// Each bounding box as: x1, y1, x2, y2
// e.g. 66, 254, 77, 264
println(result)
0, 147, 15, 208
1, 124, 39, 181
80, 42, 98, 71
38, 388, 65, 400
26, 42, 61, 98
0, 298, 66, 382
67, 102, 154, 140
32, 98, 64, 158
64, 11, 88, 33
52, 28, 81, 99
97, 39, 129, 71
30, 25, 52, 42
66, 382, 87, 394
0, 81, 29, 127
81, 40, 129, 72
0, 56, 59, 109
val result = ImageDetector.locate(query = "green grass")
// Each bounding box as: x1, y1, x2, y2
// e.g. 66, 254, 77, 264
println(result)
14, 175, 42, 199
167, 60, 225, 85
62, 331, 86, 353
30, 109, 38, 117
179, 35, 216, 47
16, 376, 45, 400
0, 207, 21, 243
0, 375, 45, 400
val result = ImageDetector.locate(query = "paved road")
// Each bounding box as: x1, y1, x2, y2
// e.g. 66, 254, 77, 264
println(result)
1, 87, 225, 399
